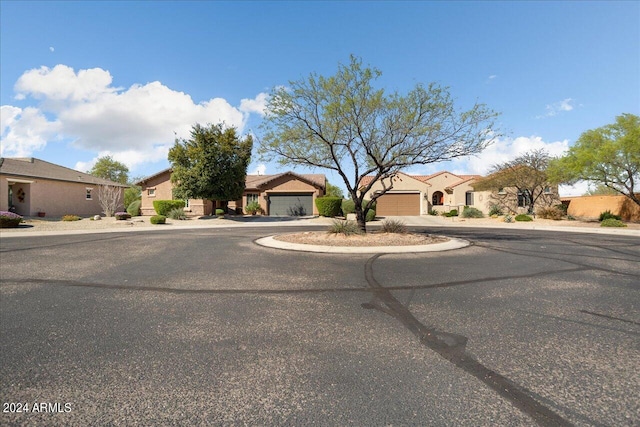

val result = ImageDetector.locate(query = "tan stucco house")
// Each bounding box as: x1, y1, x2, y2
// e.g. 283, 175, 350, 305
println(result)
361, 171, 492, 216
137, 169, 325, 216
0, 157, 127, 217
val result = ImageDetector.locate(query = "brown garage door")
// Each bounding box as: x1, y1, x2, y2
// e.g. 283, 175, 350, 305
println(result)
376, 193, 420, 216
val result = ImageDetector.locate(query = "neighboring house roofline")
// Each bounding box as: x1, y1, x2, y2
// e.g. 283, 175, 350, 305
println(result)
245, 171, 326, 191
0, 157, 128, 187
136, 167, 173, 185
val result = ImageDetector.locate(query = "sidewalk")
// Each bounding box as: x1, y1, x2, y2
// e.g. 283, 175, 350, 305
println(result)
1, 214, 639, 238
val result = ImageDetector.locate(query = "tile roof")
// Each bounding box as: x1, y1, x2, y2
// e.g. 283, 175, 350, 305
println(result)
0, 157, 128, 187
359, 171, 483, 188
245, 172, 326, 190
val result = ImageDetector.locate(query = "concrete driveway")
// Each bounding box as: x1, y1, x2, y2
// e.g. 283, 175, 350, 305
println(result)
1, 226, 638, 425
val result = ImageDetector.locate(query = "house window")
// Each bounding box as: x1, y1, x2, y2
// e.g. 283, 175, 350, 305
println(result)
544, 186, 552, 194
432, 191, 444, 206
465, 191, 474, 206
86, 188, 93, 200
246, 193, 259, 204
148, 188, 156, 197
517, 190, 531, 207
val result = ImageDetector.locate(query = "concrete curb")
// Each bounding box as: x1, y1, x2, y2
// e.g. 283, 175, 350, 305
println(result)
254, 235, 471, 254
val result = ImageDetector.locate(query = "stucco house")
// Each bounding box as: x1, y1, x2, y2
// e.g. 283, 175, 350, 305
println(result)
0, 157, 127, 217
137, 169, 326, 216
361, 171, 492, 215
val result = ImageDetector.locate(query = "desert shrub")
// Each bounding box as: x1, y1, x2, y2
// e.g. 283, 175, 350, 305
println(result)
461, 207, 484, 218
601, 218, 627, 227
428, 209, 438, 216
341, 199, 376, 215
114, 212, 131, 220
215, 208, 225, 217
567, 215, 576, 221
61, 214, 82, 221
127, 200, 141, 217
0, 211, 23, 228
365, 208, 376, 222
153, 200, 185, 216
488, 204, 503, 216
327, 220, 362, 236
443, 209, 458, 217
599, 210, 621, 222
503, 215, 513, 223
245, 201, 264, 215
315, 197, 342, 217
537, 206, 563, 220
555, 203, 568, 215
380, 219, 408, 234
167, 208, 187, 220
515, 214, 533, 222
150, 215, 166, 224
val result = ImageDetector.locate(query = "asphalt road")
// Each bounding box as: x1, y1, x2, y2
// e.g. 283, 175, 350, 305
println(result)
1, 226, 638, 426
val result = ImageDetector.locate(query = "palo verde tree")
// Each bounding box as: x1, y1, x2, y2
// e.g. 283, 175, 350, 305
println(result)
89, 156, 129, 184
259, 56, 499, 232
472, 149, 559, 214
168, 123, 253, 203
548, 113, 640, 207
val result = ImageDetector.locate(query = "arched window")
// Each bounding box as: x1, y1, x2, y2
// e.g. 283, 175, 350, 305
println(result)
432, 191, 444, 206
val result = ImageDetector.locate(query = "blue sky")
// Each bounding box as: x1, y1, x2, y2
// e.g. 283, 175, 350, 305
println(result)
1, 1, 638, 195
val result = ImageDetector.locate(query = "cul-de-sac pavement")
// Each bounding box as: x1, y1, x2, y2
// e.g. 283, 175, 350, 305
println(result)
1, 222, 638, 426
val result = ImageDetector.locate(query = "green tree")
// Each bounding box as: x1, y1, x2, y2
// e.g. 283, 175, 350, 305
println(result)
473, 149, 558, 214
549, 113, 640, 207
584, 184, 618, 196
325, 180, 344, 199
89, 156, 129, 184
259, 56, 499, 232
168, 123, 253, 202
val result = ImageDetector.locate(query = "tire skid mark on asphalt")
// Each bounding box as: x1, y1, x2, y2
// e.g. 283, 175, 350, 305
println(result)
0, 235, 130, 253
579, 310, 640, 326
362, 253, 575, 427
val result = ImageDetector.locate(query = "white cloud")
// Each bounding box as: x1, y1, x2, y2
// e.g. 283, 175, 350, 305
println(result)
240, 92, 268, 116
1, 64, 265, 170
488, 75, 497, 79
250, 163, 267, 175
0, 106, 61, 157
49, 46, 55, 52
537, 98, 575, 118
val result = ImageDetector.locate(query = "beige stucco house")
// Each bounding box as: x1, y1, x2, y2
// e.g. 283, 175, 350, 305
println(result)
0, 157, 126, 217
361, 171, 492, 215
137, 169, 325, 216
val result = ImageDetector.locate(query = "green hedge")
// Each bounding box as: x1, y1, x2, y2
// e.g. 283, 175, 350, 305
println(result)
601, 218, 626, 227
515, 214, 533, 222
315, 197, 342, 217
153, 200, 185, 216
127, 200, 141, 216
150, 215, 166, 224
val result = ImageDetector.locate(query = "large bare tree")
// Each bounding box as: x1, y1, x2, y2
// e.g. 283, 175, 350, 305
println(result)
259, 56, 499, 231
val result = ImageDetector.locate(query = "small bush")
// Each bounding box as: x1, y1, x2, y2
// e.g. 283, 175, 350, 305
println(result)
443, 209, 458, 217
537, 206, 563, 220
0, 211, 23, 228
327, 220, 362, 236
245, 201, 264, 215
601, 218, 627, 227
555, 203, 568, 215
127, 200, 141, 217
428, 210, 438, 216
153, 200, 185, 216
61, 214, 81, 221
503, 215, 513, 223
150, 215, 166, 224
461, 207, 484, 218
380, 219, 408, 234
599, 210, 621, 222
167, 208, 187, 220
365, 208, 376, 222
315, 197, 342, 217
215, 208, 225, 217
488, 205, 503, 216
515, 214, 533, 222
341, 199, 376, 215
114, 212, 131, 220
567, 215, 576, 221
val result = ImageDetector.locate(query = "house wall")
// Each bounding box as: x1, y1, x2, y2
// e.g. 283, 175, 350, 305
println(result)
564, 194, 640, 222
1, 174, 122, 217
140, 172, 174, 216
